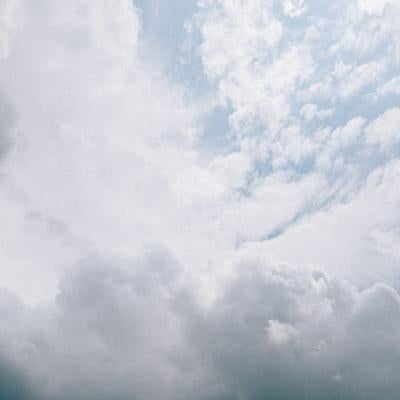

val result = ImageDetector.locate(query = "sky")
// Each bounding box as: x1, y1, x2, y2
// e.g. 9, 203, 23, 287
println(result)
0, 0, 400, 398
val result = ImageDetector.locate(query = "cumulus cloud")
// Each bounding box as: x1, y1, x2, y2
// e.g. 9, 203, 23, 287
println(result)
373, 76, 400, 98
1, 247, 400, 399
282, 0, 308, 18
0, 0, 201, 302
1, 0, 400, 398
365, 107, 400, 150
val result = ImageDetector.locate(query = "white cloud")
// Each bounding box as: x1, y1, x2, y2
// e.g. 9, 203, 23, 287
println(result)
1, 0, 398, 303
198, 1, 317, 129
0, 0, 201, 302
358, 0, 391, 15
282, 0, 308, 18
0, 0, 400, 397
365, 107, 400, 150
266, 319, 298, 345
330, 117, 366, 149
0, 0, 14, 58
300, 103, 334, 121
373, 76, 400, 98
337, 60, 387, 100
260, 159, 400, 285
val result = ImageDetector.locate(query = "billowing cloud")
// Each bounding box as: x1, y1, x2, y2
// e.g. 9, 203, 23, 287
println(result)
365, 107, 400, 150
0, 0, 400, 398
1, 247, 400, 399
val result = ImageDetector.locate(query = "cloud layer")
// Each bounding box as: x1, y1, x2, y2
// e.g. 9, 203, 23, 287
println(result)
1, 247, 400, 399
0, 0, 400, 398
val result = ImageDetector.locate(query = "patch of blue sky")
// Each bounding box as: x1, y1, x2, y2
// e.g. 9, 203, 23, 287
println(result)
135, 0, 240, 154
136, 0, 196, 58
135, 0, 211, 93
197, 104, 236, 153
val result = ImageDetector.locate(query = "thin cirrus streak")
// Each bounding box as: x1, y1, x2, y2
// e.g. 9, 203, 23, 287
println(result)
0, 0, 399, 399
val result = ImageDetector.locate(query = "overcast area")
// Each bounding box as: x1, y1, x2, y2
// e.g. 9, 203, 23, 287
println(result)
0, 0, 400, 399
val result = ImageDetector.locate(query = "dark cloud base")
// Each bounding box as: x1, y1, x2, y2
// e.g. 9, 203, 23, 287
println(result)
0, 247, 399, 400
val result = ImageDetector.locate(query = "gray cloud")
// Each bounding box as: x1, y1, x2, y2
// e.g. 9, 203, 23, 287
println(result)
0, 359, 38, 400
1, 246, 400, 399
0, 90, 16, 161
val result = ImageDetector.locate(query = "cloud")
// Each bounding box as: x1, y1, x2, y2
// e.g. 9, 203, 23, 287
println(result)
365, 107, 400, 151
282, 0, 308, 18
0, 89, 16, 160
1, 247, 400, 399
373, 76, 400, 98
1, 0, 399, 305
0, 0, 15, 58
336, 60, 387, 100
0, 0, 400, 398
0, 0, 201, 302
300, 103, 334, 121
259, 158, 400, 285
358, 0, 392, 15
